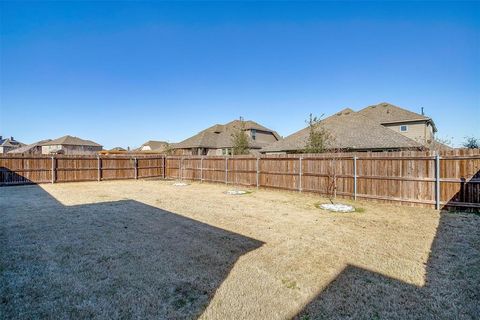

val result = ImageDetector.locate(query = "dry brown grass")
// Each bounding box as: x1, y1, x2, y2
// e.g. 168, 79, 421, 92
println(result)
1, 180, 478, 319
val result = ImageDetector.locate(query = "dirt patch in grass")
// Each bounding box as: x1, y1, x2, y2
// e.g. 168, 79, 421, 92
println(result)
1, 180, 478, 319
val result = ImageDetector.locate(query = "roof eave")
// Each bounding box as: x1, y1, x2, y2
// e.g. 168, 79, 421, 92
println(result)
380, 118, 431, 125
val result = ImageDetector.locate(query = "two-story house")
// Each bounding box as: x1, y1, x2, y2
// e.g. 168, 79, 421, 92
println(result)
173, 120, 280, 156
357, 102, 437, 146
0, 136, 25, 154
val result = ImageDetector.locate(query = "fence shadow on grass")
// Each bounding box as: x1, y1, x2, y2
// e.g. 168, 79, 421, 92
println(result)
294, 211, 480, 319
0, 182, 264, 319
0, 166, 37, 185
443, 167, 480, 211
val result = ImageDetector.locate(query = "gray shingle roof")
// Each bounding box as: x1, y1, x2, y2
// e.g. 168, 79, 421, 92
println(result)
174, 120, 279, 149
39, 135, 102, 147
261, 108, 422, 152
0, 138, 25, 148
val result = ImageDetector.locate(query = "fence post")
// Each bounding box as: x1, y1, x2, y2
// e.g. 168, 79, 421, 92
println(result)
299, 157, 303, 192
51, 156, 56, 183
353, 156, 357, 201
435, 154, 441, 210
225, 157, 228, 184
200, 157, 204, 182
163, 156, 166, 179
134, 157, 138, 180
256, 157, 260, 189
179, 158, 183, 180
97, 156, 101, 182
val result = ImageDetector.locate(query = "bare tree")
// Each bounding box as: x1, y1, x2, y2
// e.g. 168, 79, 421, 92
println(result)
326, 138, 344, 203
428, 135, 454, 152
303, 113, 342, 202
163, 143, 175, 156
463, 136, 479, 149
231, 117, 250, 155
304, 113, 330, 154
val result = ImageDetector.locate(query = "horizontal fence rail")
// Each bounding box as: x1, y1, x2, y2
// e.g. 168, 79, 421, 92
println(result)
1, 149, 479, 209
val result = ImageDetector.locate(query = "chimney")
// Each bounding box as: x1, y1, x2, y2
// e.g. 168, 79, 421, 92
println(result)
421, 107, 424, 116
10, 136, 14, 141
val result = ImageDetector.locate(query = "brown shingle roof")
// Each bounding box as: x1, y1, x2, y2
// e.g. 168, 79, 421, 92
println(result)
137, 140, 170, 151
174, 120, 280, 150
358, 102, 429, 123
261, 108, 422, 153
39, 135, 102, 147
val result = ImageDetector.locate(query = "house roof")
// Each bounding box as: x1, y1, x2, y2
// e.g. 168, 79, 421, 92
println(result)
0, 137, 25, 148
8, 139, 52, 154
39, 135, 102, 147
261, 108, 422, 153
357, 102, 437, 132
139, 140, 169, 150
174, 120, 280, 150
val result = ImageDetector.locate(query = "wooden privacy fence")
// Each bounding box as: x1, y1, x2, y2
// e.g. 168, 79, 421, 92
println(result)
1, 150, 479, 209
0, 155, 165, 185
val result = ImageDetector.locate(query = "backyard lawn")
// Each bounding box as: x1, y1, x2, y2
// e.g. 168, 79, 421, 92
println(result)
1, 180, 479, 319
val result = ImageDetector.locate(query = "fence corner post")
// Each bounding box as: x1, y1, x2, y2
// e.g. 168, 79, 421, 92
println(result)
299, 156, 303, 192
435, 154, 441, 210
200, 157, 204, 182
353, 156, 357, 201
51, 156, 56, 184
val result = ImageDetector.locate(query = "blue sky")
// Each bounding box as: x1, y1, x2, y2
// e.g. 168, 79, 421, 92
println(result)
1, 1, 479, 149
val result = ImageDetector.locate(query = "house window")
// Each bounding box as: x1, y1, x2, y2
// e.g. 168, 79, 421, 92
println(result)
251, 129, 257, 140
400, 125, 408, 132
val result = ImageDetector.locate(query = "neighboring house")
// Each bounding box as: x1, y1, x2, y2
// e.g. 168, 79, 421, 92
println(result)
39, 135, 103, 155
136, 140, 171, 153
8, 139, 52, 155
261, 108, 422, 154
357, 102, 437, 146
174, 120, 281, 156
99, 147, 128, 155
0, 136, 25, 154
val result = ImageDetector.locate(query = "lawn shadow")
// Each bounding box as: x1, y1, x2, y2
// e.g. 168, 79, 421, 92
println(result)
443, 167, 480, 211
294, 211, 480, 319
0, 183, 264, 319
0, 166, 37, 186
